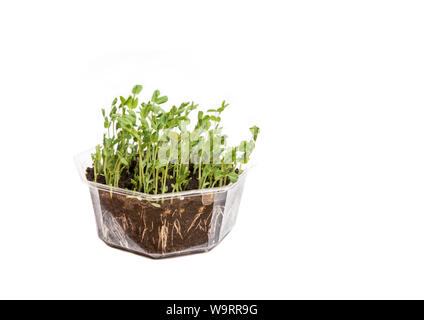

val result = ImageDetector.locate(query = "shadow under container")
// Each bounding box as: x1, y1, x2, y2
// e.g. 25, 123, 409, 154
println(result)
75, 150, 248, 259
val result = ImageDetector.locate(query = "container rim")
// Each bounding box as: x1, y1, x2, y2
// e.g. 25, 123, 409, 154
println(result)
74, 147, 252, 200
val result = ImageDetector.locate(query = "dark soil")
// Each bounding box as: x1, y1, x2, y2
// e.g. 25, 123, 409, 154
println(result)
86, 163, 233, 255
97, 190, 226, 255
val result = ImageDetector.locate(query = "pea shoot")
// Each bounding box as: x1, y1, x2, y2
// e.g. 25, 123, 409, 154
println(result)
89, 85, 260, 194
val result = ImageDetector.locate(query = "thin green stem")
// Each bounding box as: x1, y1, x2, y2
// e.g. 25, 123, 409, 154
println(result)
138, 141, 145, 192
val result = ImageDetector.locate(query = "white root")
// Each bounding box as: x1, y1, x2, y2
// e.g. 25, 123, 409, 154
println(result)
158, 222, 169, 252
187, 211, 203, 233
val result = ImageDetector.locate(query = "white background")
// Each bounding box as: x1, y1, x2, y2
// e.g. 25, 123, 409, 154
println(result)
0, 0, 424, 299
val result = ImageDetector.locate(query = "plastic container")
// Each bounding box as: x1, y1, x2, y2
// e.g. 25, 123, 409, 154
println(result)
74, 149, 248, 258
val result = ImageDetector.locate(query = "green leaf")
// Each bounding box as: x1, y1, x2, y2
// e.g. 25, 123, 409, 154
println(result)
214, 170, 224, 179
132, 97, 139, 109
112, 98, 118, 106
117, 152, 129, 166
131, 130, 141, 141
217, 100, 229, 113
151, 90, 160, 102
140, 118, 149, 129
110, 106, 117, 117
132, 84, 143, 95
202, 119, 211, 130
156, 96, 168, 104
227, 172, 239, 183
103, 116, 110, 128
249, 125, 260, 141
125, 96, 133, 106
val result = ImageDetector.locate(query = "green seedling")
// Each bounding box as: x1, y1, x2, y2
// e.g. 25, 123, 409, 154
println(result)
90, 85, 260, 194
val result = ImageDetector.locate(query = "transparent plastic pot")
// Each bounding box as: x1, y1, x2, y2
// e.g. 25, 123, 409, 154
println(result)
74, 149, 248, 259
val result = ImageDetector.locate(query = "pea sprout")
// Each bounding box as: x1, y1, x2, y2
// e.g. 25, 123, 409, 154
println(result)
90, 85, 260, 194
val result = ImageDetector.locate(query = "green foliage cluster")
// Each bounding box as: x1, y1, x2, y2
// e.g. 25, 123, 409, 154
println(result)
90, 85, 260, 195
